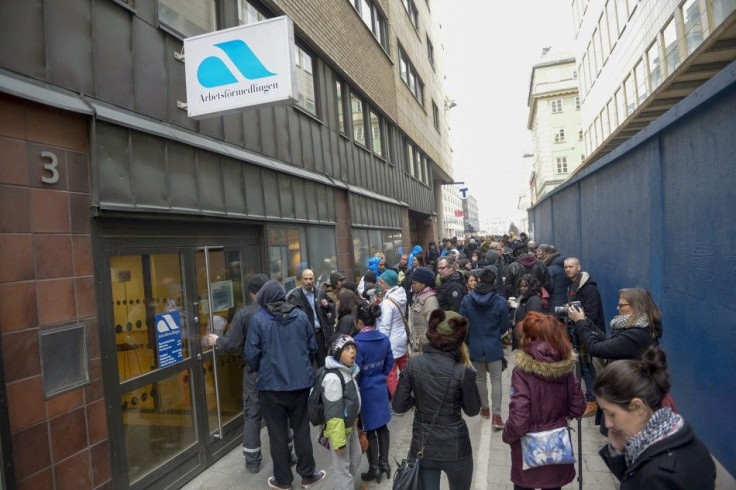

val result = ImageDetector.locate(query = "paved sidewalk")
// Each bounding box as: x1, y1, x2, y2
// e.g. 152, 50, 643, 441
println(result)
183, 349, 619, 489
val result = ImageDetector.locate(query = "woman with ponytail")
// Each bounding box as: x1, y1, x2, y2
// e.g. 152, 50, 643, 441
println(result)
353, 303, 394, 483
594, 346, 715, 489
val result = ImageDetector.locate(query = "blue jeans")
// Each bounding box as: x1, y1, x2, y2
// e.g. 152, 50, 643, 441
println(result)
419, 456, 473, 490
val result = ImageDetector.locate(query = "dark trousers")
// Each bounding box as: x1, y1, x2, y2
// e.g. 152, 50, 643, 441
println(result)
365, 424, 390, 466
580, 356, 596, 401
514, 486, 561, 490
419, 456, 473, 490
259, 389, 315, 485
242, 367, 262, 467
314, 329, 327, 368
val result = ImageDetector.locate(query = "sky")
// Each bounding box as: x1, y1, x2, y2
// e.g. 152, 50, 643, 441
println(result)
436, 0, 574, 224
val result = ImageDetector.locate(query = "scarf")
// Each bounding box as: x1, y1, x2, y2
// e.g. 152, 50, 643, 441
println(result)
610, 314, 649, 338
625, 407, 683, 466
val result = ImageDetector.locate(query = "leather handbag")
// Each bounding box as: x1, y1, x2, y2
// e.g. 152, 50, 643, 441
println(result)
357, 415, 369, 453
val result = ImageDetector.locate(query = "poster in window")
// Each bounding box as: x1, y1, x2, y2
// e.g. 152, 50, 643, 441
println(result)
210, 280, 234, 312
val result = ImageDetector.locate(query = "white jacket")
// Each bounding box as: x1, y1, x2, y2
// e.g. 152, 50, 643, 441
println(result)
376, 286, 408, 358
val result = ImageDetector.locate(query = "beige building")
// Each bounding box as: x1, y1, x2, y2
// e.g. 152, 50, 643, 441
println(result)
574, 0, 736, 166
441, 185, 465, 238
527, 51, 585, 202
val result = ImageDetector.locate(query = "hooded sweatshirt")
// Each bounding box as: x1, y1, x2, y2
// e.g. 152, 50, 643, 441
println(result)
460, 284, 509, 362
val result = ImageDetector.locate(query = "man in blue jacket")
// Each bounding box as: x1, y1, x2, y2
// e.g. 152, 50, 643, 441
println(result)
245, 280, 326, 490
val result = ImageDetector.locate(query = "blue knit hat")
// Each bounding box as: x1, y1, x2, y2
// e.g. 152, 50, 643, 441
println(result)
379, 270, 399, 287
411, 267, 435, 287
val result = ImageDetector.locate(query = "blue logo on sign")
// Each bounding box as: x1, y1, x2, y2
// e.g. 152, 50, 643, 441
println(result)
197, 40, 276, 88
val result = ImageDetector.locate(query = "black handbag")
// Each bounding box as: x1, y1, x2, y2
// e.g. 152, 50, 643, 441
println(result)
392, 364, 458, 490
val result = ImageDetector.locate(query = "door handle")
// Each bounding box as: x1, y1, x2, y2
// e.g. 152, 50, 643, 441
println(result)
197, 353, 203, 361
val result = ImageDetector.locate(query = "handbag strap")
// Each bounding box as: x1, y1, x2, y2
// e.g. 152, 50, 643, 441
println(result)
417, 363, 459, 458
385, 296, 407, 327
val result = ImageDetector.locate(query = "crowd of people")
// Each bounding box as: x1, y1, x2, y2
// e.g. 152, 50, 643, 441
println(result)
205, 232, 716, 490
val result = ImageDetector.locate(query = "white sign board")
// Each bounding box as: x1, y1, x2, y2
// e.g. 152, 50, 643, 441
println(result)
184, 16, 297, 119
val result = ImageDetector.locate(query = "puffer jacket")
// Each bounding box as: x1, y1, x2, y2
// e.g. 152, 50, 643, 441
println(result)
376, 286, 408, 358
409, 288, 439, 352
322, 356, 361, 450
437, 272, 467, 313
392, 345, 480, 460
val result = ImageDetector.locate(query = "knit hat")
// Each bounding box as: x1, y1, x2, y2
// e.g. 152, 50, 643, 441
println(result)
247, 273, 269, 294
364, 270, 377, 284
330, 271, 345, 286
330, 334, 357, 361
379, 270, 399, 287
411, 267, 435, 287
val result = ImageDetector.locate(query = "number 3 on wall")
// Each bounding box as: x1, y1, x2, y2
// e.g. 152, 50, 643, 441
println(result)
41, 151, 59, 184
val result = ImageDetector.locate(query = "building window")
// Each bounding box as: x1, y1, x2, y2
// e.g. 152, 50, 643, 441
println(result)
336, 80, 347, 134
370, 110, 383, 156
624, 75, 635, 115
711, 0, 736, 26
626, 0, 637, 17
551, 99, 563, 113
601, 107, 610, 139
682, 0, 703, 56
578, 127, 583, 140
432, 102, 440, 130
608, 97, 618, 129
399, 47, 424, 105
158, 0, 216, 37
606, 1, 619, 46
556, 157, 568, 173
575, 96, 581, 110
427, 36, 435, 67
616, 0, 628, 35
647, 41, 662, 91
406, 141, 415, 177
351, 94, 366, 146
295, 46, 317, 116
615, 86, 626, 123
238, 0, 265, 24
599, 14, 610, 62
351, 0, 388, 50
402, 0, 419, 29
663, 18, 680, 75
634, 59, 647, 104
554, 128, 566, 143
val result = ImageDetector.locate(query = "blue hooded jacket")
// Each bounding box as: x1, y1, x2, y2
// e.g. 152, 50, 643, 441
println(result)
408, 245, 423, 266
460, 285, 509, 362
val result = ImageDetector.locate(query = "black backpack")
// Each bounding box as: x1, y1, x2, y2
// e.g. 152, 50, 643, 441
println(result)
307, 367, 344, 426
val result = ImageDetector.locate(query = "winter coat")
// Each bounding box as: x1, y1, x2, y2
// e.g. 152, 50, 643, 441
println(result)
409, 288, 439, 352
392, 346, 480, 460
286, 286, 336, 340
460, 286, 509, 362
543, 252, 569, 309
502, 342, 586, 488
425, 247, 440, 268
354, 327, 394, 430
568, 272, 606, 333
477, 250, 507, 294
322, 356, 362, 450
376, 286, 408, 359
511, 294, 545, 326
437, 272, 467, 313
214, 304, 260, 365
245, 301, 317, 391
600, 420, 715, 489
573, 318, 656, 361
506, 255, 551, 298
408, 245, 423, 268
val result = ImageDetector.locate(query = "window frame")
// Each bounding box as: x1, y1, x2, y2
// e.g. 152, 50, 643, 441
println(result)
335, 79, 348, 135
554, 128, 566, 143
402, 0, 419, 29
398, 46, 425, 106
351, 93, 367, 147
157, 0, 218, 39
351, 0, 389, 51
556, 156, 569, 174
551, 99, 563, 113
432, 101, 440, 131
294, 44, 319, 117
427, 35, 435, 68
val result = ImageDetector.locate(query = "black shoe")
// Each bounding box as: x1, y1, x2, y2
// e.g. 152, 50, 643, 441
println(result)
379, 460, 391, 480
300, 470, 326, 488
246, 462, 261, 474
361, 465, 382, 484
289, 452, 297, 467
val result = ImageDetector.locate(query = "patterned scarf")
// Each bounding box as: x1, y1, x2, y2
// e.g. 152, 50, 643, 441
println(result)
610, 314, 649, 338
625, 407, 683, 466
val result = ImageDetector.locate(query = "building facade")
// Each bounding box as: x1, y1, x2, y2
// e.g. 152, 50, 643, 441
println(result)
462, 194, 480, 234
574, 0, 736, 166
441, 185, 465, 239
0, 0, 454, 489
527, 51, 585, 202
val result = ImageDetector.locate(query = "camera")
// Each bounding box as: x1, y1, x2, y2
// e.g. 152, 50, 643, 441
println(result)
554, 301, 582, 318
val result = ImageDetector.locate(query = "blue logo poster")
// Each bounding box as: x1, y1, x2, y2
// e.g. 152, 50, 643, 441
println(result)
155, 311, 183, 368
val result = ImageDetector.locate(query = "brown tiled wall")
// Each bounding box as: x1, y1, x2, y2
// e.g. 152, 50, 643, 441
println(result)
334, 189, 354, 280
0, 93, 109, 490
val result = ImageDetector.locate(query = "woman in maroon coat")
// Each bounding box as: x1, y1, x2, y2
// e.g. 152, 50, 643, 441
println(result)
502, 312, 586, 490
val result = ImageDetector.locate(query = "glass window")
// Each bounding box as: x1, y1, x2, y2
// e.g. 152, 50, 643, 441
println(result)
682, 0, 703, 55
647, 41, 662, 91
351, 94, 366, 146
606, 1, 619, 46
403, 0, 419, 28
575, 96, 581, 110
336, 80, 347, 134
601, 107, 610, 139
238, 0, 266, 24
295, 46, 317, 116
352, 228, 370, 278
306, 226, 337, 287
663, 18, 680, 75
592, 33, 600, 75
634, 60, 647, 104
551, 99, 563, 113
578, 126, 584, 140
399, 47, 424, 105
616, 86, 626, 123
382, 229, 403, 265
407, 142, 415, 177
711, 0, 736, 26
413, 147, 421, 179
370, 110, 383, 156
554, 128, 566, 143
360, 0, 373, 28
556, 157, 568, 173
432, 102, 440, 130
616, 0, 628, 35
626, 0, 637, 16
158, 0, 216, 37
599, 15, 610, 62
608, 97, 618, 130
624, 75, 636, 115
267, 227, 306, 287
427, 36, 435, 67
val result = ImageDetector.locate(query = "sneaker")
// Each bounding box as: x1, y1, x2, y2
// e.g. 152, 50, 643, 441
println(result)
492, 415, 504, 430
301, 470, 326, 488
583, 401, 598, 418
480, 407, 491, 419
267, 476, 292, 490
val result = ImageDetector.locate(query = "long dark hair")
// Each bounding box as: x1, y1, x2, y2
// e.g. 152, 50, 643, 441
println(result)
593, 345, 670, 410
356, 302, 381, 327
518, 274, 541, 297
619, 288, 662, 339
337, 289, 360, 318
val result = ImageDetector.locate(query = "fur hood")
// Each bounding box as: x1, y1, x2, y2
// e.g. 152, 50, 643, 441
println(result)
515, 342, 577, 379
543, 250, 562, 267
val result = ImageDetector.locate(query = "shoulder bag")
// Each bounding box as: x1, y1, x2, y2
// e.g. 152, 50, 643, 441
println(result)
385, 296, 411, 343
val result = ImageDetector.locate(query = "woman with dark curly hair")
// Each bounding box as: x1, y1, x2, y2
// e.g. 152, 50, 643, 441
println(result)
510, 274, 546, 326
392, 310, 480, 490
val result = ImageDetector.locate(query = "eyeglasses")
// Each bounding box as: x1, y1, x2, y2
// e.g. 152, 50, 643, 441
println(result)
437, 266, 449, 271
617, 303, 630, 308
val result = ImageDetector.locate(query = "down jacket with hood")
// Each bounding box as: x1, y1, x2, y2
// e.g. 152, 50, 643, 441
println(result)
376, 285, 408, 359
322, 356, 362, 450
460, 283, 509, 362
502, 342, 586, 488
245, 280, 317, 391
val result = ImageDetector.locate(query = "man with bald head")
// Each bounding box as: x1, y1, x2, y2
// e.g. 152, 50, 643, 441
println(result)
287, 268, 335, 367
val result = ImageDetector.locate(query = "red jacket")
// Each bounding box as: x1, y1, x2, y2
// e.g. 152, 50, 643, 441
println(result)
502, 342, 586, 488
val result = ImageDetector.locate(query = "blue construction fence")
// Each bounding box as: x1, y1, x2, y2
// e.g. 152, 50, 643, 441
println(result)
529, 60, 736, 475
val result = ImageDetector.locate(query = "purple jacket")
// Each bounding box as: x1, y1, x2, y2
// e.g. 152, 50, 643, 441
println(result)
502, 342, 586, 488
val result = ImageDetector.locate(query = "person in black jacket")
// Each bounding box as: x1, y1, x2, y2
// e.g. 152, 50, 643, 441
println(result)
436, 256, 467, 313
510, 274, 546, 328
594, 346, 715, 490
506, 243, 551, 299
539, 245, 569, 310
286, 268, 336, 367
392, 310, 480, 490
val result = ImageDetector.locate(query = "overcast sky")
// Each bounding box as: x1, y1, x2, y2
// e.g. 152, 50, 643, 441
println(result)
436, 0, 574, 224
